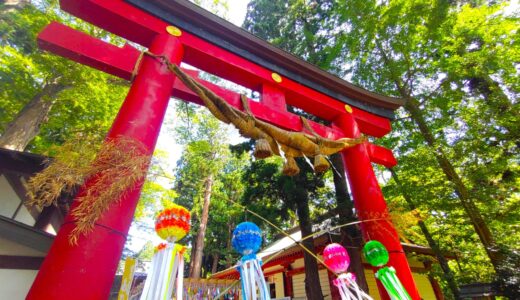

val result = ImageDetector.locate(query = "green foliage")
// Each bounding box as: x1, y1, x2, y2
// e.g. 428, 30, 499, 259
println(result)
173, 104, 247, 275
192, 0, 229, 19
244, 0, 519, 296
240, 152, 335, 240
0, 1, 128, 151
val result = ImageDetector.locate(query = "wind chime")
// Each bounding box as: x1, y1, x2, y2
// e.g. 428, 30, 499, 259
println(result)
363, 240, 411, 300
323, 243, 373, 300
232, 222, 271, 300
140, 204, 191, 300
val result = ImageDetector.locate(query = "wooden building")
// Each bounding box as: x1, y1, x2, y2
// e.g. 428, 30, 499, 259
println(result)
0, 149, 68, 299
212, 228, 447, 300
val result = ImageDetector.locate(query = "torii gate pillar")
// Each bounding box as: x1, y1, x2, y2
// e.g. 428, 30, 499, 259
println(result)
27, 34, 183, 300
335, 112, 421, 300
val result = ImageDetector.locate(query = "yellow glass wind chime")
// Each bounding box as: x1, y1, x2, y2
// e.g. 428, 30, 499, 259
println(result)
140, 204, 191, 300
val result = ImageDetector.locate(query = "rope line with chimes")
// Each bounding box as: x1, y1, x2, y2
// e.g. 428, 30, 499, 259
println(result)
142, 51, 366, 176
132, 49, 382, 275
132, 51, 389, 299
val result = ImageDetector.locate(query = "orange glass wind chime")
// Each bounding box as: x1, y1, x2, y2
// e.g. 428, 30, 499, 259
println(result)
140, 204, 191, 300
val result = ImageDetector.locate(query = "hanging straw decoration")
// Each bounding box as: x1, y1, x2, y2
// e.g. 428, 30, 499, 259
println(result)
232, 222, 271, 300
323, 243, 373, 300
140, 204, 191, 300
282, 155, 300, 176
25, 135, 149, 244
363, 241, 411, 300
144, 51, 366, 176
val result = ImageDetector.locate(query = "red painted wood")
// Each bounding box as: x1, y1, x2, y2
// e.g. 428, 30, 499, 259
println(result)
37, 22, 140, 81
429, 275, 445, 300
286, 264, 327, 277
263, 268, 286, 277
27, 34, 183, 300
286, 266, 306, 277
60, 0, 165, 47
261, 84, 287, 112
365, 143, 398, 167
37, 23, 398, 167
334, 113, 420, 300
57, 0, 392, 137
284, 269, 294, 298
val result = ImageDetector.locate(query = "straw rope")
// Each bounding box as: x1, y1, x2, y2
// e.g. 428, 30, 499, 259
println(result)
144, 51, 366, 175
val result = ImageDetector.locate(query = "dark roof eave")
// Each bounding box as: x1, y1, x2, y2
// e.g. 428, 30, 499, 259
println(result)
0, 215, 55, 253
0, 148, 48, 174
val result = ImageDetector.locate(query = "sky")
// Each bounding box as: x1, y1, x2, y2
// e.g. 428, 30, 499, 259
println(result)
228, 0, 250, 25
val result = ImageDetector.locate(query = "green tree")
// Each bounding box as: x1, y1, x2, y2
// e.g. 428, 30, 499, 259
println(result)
173, 103, 244, 278
0, 1, 129, 152
244, 0, 369, 293
241, 153, 336, 300
388, 167, 460, 298
244, 0, 519, 296
334, 1, 518, 294
192, 0, 229, 20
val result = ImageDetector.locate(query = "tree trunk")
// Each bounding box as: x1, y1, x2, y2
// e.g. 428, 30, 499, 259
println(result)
405, 97, 504, 272
376, 41, 509, 292
468, 75, 512, 113
467, 75, 518, 140
0, 82, 66, 151
225, 222, 234, 268
190, 174, 214, 279
189, 237, 197, 276
294, 175, 324, 300
330, 153, 369, 292
389, 168, 461, 300
211, 253, 220, 274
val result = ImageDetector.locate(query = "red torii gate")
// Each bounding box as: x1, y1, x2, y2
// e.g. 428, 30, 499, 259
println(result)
27, 0, 420, 299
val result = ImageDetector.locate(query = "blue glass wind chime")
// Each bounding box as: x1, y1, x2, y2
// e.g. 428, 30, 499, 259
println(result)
232, 222, 271, 300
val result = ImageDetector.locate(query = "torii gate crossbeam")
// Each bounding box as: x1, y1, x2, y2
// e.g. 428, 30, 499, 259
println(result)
27, 1, 420, 299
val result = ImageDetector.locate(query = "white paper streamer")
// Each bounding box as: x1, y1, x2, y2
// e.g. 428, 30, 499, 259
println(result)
334, 273, 373, 300
238, 257, 271, 300
139, 243, 185, 300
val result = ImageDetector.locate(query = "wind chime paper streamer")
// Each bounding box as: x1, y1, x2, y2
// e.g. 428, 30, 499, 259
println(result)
118, 257, 136, 300
323, 243, 373, 300
140, 204, 191, 300
363, 240, 411, 300
232, 222, 271, 300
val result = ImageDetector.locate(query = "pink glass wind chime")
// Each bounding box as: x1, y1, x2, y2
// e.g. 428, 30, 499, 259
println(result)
323, 243, 373, 300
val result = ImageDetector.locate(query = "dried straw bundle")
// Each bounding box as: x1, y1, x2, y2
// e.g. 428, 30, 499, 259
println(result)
69, 137, 149, 243
254, 138, 273, 159
26, 134, 102, 209
282, 156, 300, 176
26, 136, 149, 244
147, 52, 366, 176
313, 154, 330, 173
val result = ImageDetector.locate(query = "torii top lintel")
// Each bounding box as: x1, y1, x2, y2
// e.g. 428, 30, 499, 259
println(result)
127, 0, 405, 116
38, 0, 402, 166
59, 0, 404, 115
